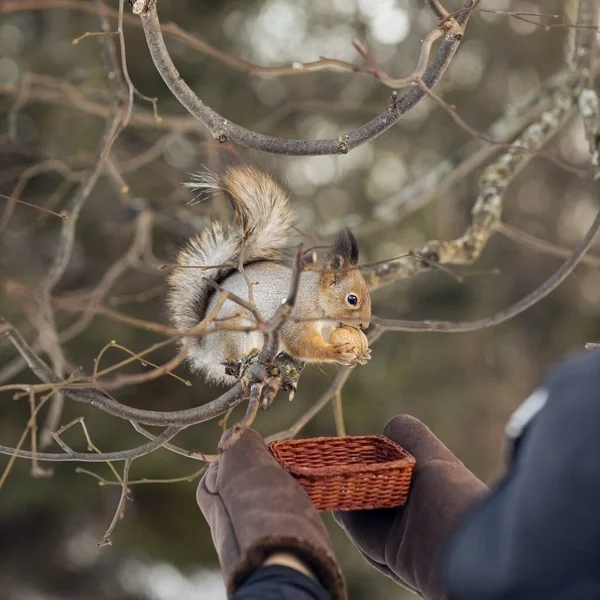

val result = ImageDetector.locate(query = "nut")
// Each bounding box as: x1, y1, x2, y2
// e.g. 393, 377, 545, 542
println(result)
330, 325, 371, 365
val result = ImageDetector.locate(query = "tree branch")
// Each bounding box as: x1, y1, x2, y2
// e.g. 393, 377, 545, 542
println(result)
573, 0, 600, 164
372, 208, 600, 332
0, 425, 183, 463
363, 78, 582, 288
133, 0, 478, 155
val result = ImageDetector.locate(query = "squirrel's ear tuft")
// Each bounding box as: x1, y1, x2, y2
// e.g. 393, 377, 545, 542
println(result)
321, 228, 359, 286
328, 228, 359, 269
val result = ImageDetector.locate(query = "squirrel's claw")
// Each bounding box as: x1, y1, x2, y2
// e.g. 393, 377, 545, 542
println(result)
287, 383, 297, 402
261, 375, 282, 410
223, 360, 242, 379
223, 348, 262, 381
336, 353, 360, 366
333, 341, 371, 367
260, 354, 302, 408
224, 351, 304, 410
354, 347, 372, 366
333, 341, 362, 366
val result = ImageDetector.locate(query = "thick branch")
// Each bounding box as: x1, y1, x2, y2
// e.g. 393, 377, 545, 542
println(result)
134, 0, 478, 155
1, 318, 247, 426
373, 208, 600, 332
363, 79, 581, 288
0, 425, 183, 462
573, 0, 600, 164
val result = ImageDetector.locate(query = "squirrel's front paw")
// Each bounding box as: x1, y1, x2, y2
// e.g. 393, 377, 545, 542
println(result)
330, 326, 371, 366
332, 341, 361, 365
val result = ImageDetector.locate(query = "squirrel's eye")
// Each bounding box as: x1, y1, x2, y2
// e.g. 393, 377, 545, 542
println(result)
347, 294, 358, 306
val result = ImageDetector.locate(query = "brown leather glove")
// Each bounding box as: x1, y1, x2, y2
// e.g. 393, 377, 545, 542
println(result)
197, 428, 346, 600
334, 415, 488, 600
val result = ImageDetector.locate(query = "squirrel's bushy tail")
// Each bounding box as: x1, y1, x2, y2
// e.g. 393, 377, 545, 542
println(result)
167, 162, 295, 332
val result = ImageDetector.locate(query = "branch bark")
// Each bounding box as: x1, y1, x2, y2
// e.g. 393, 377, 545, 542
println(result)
134, 0, 478, 155
363, 79, 581, 288
372, 208, 600, 332
0, 425, 183, 463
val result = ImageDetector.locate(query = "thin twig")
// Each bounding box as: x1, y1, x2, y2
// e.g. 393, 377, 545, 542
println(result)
266, 328, 384, 442
497, 221, 600, 269
218, 382, 264, 452
332, 391, 346, 437
129, 421, 214, 461
0, 389, 55, 488
97, 459, 131, 547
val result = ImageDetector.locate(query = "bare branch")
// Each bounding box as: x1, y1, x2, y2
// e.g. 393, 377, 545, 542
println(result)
373, 208, 600, 332
0, 422, 183, 463
332, 391, 346, 437
0, 75, 198, 133
321, 68, 581, 236
218, 382, 264, 452
134, 0, 478, 155
497, 222, 600, 269
98, 459, 131, 547
0, 211, 156, 386
31, 19, 129, 447
352, 26, 445, 90
573, 0, 600, 164
425, 0, 450, 20
1, 318, 247, 426
363, 80, 581, 288
129, 422, 213, 462
0, 0, 377, 80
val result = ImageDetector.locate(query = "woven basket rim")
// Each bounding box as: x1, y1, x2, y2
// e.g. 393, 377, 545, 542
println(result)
269, 434, 416, 479
270, 434, 403, 446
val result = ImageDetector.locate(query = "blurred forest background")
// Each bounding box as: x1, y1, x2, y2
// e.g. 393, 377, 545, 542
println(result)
1, 0, 599, 599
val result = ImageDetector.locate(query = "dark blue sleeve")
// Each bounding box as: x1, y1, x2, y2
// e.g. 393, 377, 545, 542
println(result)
443, 350, 600, 600
233, 565, 331, 600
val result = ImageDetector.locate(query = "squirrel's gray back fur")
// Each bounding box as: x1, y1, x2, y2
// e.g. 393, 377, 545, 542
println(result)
199, 263, 322, 384
167, 162, 296, 383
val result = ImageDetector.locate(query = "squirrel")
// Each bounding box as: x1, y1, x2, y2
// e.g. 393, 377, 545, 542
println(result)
167, 155, 372, 386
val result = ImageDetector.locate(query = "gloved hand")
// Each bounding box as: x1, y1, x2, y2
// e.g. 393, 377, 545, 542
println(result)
197, 428, 346, 600
334, 415, 488, 600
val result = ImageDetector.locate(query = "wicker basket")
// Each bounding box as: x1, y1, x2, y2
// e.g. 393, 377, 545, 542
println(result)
268, 435, 415, 512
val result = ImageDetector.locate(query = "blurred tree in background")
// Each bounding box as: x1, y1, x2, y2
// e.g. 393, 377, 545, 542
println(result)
0, 1, 599, 599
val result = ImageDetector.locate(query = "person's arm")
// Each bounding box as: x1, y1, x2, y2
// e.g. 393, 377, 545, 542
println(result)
233, 563, 330, 600
443, 350, 600, 599
261, 552, 320, 578
197, 429, 344, 600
